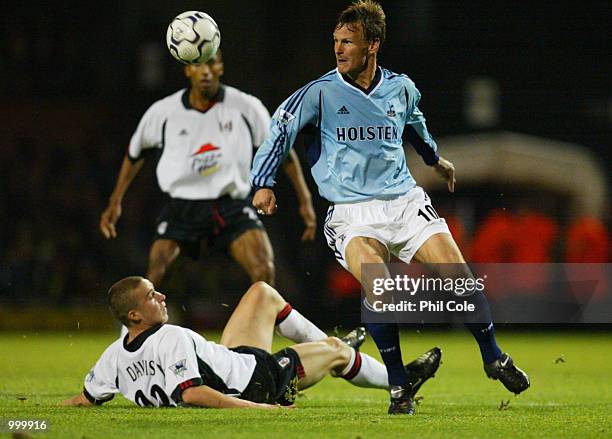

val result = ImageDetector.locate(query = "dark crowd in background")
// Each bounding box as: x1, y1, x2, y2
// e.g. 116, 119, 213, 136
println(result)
1, 1, 610, 329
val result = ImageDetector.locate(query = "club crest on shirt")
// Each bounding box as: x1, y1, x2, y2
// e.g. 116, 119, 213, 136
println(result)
169, 359, 188, 377
219, 120, 233, 133
277, 109, 295, 126
86, 369, 95, 383
386, 97, 402, 118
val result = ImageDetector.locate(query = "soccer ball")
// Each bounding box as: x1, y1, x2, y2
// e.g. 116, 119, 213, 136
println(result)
166, 11, 221, 64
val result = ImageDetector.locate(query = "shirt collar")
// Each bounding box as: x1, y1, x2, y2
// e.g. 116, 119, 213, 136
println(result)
339, 67, 382, 96
181, 85, 226, 112
123, 323, 164, 352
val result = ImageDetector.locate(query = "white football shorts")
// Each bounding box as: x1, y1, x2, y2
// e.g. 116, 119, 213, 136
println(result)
323, 186, 451, 270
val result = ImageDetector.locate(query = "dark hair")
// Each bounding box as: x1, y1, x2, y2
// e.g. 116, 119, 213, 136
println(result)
337, 0, 386, 46
107, 276, 143, 326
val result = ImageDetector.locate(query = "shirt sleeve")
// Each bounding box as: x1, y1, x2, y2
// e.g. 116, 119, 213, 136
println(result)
127, 102, 165, 162
243, 96, 272, 148
157, 327, 204, 404
250, 81, 321, 189
83, 344, 120, 405
403, 84, 439, 166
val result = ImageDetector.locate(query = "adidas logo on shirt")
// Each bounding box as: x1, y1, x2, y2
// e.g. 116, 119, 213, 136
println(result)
337, 105, 350, 115
179, 129, 188, 136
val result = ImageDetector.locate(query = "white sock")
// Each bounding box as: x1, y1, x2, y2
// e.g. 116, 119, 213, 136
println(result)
275, 304, 327, 343
340, 350, 389, 389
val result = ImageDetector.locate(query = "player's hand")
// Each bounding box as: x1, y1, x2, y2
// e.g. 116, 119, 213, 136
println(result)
100, 203, 122, 239
433, 156, 456, 193
253, 188, 277, 215
60, 392, 92, 407
299, 201, 317, 241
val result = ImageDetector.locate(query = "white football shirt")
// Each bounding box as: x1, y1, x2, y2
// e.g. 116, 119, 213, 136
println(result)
129, 85, 270, 200
83, 324, 257, 407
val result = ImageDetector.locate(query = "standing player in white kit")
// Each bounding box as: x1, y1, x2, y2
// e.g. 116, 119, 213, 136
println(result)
100, 50, 316, 287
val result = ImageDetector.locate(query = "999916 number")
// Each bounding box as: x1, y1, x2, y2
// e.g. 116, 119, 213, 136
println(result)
2, 419, 49, 432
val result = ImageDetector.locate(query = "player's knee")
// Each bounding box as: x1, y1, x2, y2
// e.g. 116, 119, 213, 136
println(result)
149, 243, 179, 269
147, 257, 172, 284
323, 337, 352, 373
246, 281, 283, 307
324, 337, 350, 358
249, 259, 275, 284
441, 249, 465, 264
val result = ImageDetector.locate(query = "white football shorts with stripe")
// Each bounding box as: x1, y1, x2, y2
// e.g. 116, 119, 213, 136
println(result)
323, 186, 451, 270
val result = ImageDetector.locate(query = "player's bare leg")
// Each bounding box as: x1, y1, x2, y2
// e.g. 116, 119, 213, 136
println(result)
219, 281, 284, 351
291, 336, 412, 393
229, 228, 275, 285
219, 281, 328, 350
345, 236, 389, 285
146, 239, 181, 286
412, 232, 465, 264
291, 337, 352, 389
344, 236, 392, 315
412, 232, 472, 282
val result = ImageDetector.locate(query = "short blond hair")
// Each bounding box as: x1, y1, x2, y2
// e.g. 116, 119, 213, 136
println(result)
337, 0, 386, 46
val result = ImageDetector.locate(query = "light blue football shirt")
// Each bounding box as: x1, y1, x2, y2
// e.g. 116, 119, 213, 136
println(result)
251, 67, 439, 203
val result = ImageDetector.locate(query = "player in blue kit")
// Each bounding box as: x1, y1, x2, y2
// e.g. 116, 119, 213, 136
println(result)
251, 0, 529, 414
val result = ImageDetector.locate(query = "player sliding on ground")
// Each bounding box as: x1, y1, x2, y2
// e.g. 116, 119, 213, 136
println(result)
62, 277, 440, 409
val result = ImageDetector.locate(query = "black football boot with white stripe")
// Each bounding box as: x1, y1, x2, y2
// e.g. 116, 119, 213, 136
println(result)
388, 385, 415, 415
484, 353, 530, 394
405, 347, 442, 396
388, 347, 442, 415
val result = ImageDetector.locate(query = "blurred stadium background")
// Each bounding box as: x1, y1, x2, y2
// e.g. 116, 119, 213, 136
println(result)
1, 0, 610, 330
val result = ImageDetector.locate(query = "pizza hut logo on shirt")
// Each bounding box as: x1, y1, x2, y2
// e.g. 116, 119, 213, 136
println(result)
192, 143, 222, 176
192, 143, 220, 156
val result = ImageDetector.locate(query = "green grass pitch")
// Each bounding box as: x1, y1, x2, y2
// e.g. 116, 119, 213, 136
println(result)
0, 330, 610, 438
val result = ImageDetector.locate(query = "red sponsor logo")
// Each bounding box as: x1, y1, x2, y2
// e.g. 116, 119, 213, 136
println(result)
192, 143, 220, 156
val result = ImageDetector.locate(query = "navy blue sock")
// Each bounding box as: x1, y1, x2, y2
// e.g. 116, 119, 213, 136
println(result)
366, 322, 410, 387
465, 321, 502, 364
459, 286, 502, 364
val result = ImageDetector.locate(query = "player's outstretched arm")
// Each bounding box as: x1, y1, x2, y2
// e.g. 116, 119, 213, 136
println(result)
99, 155, 145, 239
433, 156, 456, 193
282, 150, 316, 241
61, 392, 93, 407
182, 385, 289, 409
